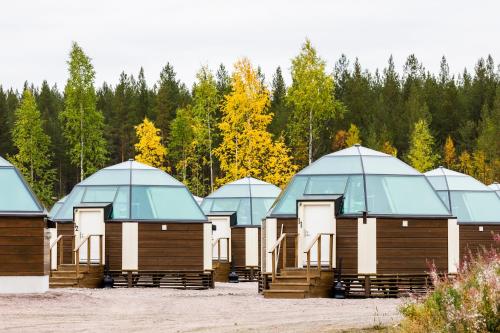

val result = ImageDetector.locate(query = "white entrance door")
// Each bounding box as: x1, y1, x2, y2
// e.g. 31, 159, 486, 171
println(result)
75, 209, 105, 263
209, 216, 231, 261
298, 201, 335, 267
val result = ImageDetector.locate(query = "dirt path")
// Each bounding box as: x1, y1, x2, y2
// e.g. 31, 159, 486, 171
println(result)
0, 283, 402, 332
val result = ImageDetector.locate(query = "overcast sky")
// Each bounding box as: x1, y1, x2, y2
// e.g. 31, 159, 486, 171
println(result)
1, 0, 499, 91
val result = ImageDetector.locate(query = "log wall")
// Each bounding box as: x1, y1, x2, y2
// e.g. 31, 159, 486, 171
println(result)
0, 216, 48, 276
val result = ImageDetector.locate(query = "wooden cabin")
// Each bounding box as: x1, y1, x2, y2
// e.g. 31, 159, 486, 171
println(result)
0, 156, 49, 293
260, 145, 457, 298
49, 160, 213, 289
201, 177, 280, 282
426, 167, 500, 262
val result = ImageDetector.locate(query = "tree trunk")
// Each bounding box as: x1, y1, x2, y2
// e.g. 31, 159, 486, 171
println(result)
80, 102, 84, 181
308, 108, 313, 165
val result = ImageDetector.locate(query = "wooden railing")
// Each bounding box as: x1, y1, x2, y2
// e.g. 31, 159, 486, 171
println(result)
74, 234, 103, 276
212, 237, 230, 263
50, 234, 103, 276
304, 233, 335, 284
268, 233, 298, 283
49, 234, 75, 271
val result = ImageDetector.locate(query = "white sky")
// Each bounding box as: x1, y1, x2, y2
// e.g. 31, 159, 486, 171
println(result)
1, 0, 499, 91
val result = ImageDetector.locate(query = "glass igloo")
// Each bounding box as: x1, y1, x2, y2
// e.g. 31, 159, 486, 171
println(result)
489, 182, 500, 197
48, 195, 66, 219
0, 156, 44, 214
425, 167, 500, 223
269, 145, 451, 217
52, 160, 206, 222
201, 177, 281, 225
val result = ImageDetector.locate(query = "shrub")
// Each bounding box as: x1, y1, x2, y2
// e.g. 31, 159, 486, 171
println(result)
399, 235, 500, 333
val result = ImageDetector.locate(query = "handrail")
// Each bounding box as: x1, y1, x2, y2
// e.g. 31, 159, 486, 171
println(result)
73, 234, 104, 277
49, 234, 75, 273
303, 233, 334, 254
74, 235, 91, 251
304, 232, 335, 284
268, 233, 298, 283
50, 235, 63, 250
268, 233, 287, 253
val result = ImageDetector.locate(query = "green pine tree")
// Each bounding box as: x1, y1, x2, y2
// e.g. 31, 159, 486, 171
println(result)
269, 66, 290, 136
60, 42, 108, 180
10, 90, 55, 206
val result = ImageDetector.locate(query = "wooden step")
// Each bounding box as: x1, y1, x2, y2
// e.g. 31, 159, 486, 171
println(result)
50, 281, 78, 288
264, 289, 308, 299
50, 271, 83, 278
269, 282, 311, 292
274, 275, 319, 284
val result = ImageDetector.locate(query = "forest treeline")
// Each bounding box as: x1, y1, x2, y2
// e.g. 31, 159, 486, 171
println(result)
0, 40, 499, 206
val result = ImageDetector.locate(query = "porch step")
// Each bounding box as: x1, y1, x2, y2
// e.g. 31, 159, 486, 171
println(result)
274, 275, 320, 284
264, 289, 308, 299
50, 264, 104, 289
269, 282, 311, 291
213, 261, 231, 282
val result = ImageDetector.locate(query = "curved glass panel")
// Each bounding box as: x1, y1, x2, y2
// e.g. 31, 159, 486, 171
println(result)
362, 156, 420, 175
436, 191, 451, 210
55, 187, 85, 220
445, 176, 489, 191
343, 175, 366, 214
131, 186, 205, 220
200, 198, 213, 214
365, 175, 449, 215
250, 184, 281, 198
212, 198, 241, 212
450, 191, 500, 222
112, 186, 130, 219
210, 185, 250, 198
0, 168, 40, 212
305, 175, 348, 195
272, 177, 308, 215
131, 169, 181, 186
79, 170, 130, 186
82, 186, 118, 202
49, 202, 64, 218
300, 156, 362, 175
427, 176, 449, 191
251, 198, 275, 225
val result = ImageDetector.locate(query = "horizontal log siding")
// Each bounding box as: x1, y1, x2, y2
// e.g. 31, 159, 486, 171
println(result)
0, 217, 48, 276
231, 227, 245, 266
56, 223, 75, 264
105, 223, 122, 270
377, 219, 448, 274
336, 218, 358, 274
459, 224, 500, 259
138, 223, 204, 271
276, 218, 298, 268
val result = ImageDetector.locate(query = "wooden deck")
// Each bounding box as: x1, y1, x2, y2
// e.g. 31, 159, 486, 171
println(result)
110, 270, 214, 289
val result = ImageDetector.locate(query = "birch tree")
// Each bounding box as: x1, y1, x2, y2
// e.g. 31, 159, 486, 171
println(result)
60, 42, 107, 180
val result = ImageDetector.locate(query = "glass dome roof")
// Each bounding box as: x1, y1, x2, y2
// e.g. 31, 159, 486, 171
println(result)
0, 156, 44, 214
201, 177, 281, 225
270, 145, 450, 217
48, 195, 67, 219
489, 182, 500, 197
425, 167, 500, 223
52, 160, 206, 222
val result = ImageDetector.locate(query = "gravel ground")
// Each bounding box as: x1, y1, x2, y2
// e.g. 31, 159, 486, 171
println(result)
0, 283, 402, 333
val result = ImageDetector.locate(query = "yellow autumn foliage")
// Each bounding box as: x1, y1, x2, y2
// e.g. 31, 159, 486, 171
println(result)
214, 58, 297, 188
134, 117, 167, 171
